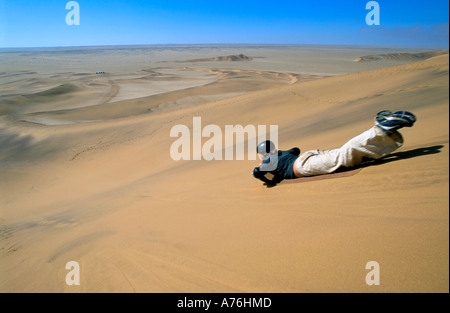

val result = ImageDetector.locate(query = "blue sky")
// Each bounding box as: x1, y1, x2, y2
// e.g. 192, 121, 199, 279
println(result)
0, 0, 448, 48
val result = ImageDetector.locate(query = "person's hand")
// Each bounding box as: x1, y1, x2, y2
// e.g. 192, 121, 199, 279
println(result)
263, 181, 277, 188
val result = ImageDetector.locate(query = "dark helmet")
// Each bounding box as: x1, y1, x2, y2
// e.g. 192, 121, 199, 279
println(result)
257, 140, 277, 157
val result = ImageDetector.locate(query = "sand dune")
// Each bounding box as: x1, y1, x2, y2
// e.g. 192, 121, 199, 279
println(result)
353, 49, 449, 62
167, 54, 254, 63
1, 65, 307, 125
0, 49, 448, 292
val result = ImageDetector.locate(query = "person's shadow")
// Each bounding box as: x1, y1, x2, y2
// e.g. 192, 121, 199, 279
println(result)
359, 144, 444, 168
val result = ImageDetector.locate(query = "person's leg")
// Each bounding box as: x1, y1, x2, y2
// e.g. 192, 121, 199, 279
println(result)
295, 110, 416, 177
295, 126, 404, 177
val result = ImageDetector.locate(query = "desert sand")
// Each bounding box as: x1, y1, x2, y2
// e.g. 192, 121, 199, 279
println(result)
0, 45, 448, 292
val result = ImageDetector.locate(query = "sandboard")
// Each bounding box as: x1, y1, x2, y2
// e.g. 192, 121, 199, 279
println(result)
280, 168, 361, 185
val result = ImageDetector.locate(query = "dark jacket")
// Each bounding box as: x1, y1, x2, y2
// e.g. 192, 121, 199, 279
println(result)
253, 148, 300, 185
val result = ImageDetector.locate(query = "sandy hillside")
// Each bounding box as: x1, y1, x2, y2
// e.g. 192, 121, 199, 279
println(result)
353, 49, 448, 62
0, 54, 448, 293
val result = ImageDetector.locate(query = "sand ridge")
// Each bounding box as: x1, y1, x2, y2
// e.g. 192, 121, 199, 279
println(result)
353, 49, 449, 62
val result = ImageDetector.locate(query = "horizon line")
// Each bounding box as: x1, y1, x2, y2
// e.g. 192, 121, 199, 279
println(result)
1, 42, 449, 50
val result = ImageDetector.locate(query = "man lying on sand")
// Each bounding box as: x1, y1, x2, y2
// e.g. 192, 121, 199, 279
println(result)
252, 110, 416, 186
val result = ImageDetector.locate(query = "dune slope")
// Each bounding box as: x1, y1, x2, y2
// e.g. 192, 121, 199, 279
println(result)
0, 55, 448, 292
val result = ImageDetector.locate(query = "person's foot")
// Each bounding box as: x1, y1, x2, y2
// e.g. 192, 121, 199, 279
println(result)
375, 110, 416, 132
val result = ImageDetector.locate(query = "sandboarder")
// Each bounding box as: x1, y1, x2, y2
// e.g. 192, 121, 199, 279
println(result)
252, 110, 416, 186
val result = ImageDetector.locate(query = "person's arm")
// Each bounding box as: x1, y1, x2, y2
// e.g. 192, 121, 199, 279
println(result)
287, 147, 301, 156
253, 167, 276, 185
270, 173, 284, 185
